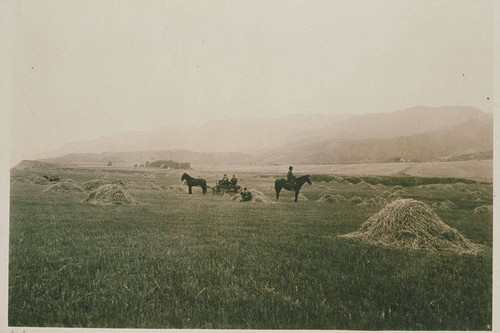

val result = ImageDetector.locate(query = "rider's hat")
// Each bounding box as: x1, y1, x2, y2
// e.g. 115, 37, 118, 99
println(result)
289, 166, 293, 169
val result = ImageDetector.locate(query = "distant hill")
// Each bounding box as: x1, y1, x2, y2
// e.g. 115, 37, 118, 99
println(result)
36, 105, 493, 167
37, 106, 491, 160
259, 119, 493, 164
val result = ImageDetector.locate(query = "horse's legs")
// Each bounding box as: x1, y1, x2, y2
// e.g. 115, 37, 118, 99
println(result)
188, 185, 192, 194
202, 186, 206, 194
294, 190, 298, 202
275, 187, 281, 200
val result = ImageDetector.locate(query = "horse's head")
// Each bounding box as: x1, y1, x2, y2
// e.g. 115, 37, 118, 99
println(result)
305, 175, 312, 185
181, 173, 188, 181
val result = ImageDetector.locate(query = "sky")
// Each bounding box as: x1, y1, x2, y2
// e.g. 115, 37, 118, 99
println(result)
9, 0, 494, 164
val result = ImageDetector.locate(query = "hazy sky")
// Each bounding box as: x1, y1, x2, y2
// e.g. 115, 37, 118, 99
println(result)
10, 0, 493, 163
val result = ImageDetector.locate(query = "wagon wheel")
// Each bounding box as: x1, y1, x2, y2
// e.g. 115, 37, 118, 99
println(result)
212, 186, 225, 196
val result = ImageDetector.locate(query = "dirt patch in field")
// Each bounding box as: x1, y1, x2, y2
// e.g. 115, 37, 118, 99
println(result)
341, 199, 482, 254
44, 182, 83, 193
83, 184, 136, 205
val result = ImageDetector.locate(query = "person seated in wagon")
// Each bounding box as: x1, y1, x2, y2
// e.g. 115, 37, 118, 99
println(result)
230, 174, 238, 187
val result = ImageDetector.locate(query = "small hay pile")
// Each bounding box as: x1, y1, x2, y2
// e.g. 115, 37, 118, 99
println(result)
350, 196, 363, 204
358, 196, 387, 207
83, 179, 107, 191
317, 193, 345, 203
44, 182, 83, 193
431, 200, 457, 211
83, 184, 135, 205
317, 185, 330, 191
33, 176, 50, 185
472, 205, 493, 215
233, 189, 273, 204
340, 199, 482, 254
357, 181, 377, 191
392, 185, 404, 191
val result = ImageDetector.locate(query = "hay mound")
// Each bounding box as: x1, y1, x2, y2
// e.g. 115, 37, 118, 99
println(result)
83, 179, 107, 191
44, 182, 83, 193
83, 184, 135, 205
358, 196, 387, 207
350, 196, 363, 204
317, 194, 345, 203
233, 189, 273, 204
472, 205, 493, 215
317, 185, 330, 190
341, 199, 481, 254
357, 181, 377, 190
33, 176, 50, 185
392, 185, 404, 191
112, 179, 127, 188
431, 200, 457, 211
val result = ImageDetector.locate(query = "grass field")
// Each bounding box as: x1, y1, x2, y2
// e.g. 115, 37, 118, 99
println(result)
8, 166, 493, 329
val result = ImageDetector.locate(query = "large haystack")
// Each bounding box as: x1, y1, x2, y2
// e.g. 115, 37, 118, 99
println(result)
317, 193, 345, 203
472, 205, 493, 215
44, 182, 83, 193
33, 176, 50, 185
341, 199, 481, 254
83, 184, 135, 205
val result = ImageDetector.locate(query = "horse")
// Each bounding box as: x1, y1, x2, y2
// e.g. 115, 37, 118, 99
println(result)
274, 175, 312, 202
181, 173, 207, 194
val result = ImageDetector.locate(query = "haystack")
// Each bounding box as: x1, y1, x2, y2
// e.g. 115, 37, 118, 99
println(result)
358, 196, 387, 207
83, 179, 107, 191
431, 200, 457, 211
317, 185, 330, 191
340, 199, 481, 254
357, 181, 377, 191
233, 189, 273, 204
33, 176, 50, 185
350, 196, 363, 204
392, 185, 404, 191
317, 194, 345, 203
472, 205, 493, 215
83, 184, 135, 205
44, 182, 83, 193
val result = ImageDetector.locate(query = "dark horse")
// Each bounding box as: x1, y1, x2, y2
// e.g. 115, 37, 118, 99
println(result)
181, 173, 207, 194
275, 175, 312, 202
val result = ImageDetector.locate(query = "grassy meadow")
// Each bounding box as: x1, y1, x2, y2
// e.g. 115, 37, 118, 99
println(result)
8, 166, 493, 329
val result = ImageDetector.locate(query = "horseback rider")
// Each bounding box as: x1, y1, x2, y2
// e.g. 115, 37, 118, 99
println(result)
230, 175, 238, 186
287, 166, 296, 188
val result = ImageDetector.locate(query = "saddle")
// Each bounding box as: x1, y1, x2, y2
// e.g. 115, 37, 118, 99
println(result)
284, 182, 295, 191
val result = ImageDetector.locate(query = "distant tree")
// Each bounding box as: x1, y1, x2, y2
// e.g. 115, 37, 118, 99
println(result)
107, 161, 113, 167
133, 164, 137, 168
145, 161, 150, 168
